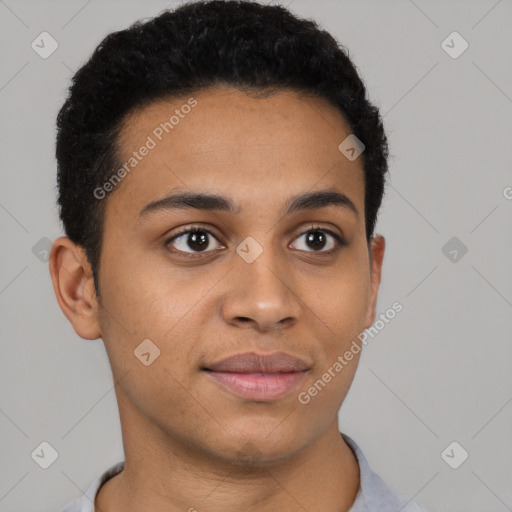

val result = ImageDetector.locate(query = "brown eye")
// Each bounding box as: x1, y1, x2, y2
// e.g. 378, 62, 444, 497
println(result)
166, 227, 223, 254
290, 227, 345, 253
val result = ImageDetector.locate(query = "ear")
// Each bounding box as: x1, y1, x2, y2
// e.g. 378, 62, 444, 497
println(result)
363, 234, 386, 328
48, 236, 101, 340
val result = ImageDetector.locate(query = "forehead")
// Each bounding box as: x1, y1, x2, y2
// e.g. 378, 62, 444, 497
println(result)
106, 86, 365, 222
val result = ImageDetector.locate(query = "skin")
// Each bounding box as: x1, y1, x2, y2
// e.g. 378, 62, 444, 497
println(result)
50, 86, 385, 512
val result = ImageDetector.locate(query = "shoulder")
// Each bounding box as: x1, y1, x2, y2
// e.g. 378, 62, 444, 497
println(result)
342, 433, 425, 512
59, 461, 125, 512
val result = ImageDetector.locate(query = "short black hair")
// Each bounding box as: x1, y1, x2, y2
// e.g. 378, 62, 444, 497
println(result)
55, 0, 389, 297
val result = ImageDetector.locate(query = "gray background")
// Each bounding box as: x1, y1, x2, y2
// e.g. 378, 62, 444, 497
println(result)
0, 0, 511, 510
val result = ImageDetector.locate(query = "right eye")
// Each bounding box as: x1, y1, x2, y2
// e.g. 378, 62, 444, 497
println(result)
165, 225, 225, 256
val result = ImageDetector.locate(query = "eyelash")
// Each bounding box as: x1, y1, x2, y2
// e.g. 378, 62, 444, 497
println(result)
164, 223, 346, 258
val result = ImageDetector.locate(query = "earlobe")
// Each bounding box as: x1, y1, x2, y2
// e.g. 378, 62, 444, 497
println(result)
48, 236, 102, 340
364, 235, 386, 329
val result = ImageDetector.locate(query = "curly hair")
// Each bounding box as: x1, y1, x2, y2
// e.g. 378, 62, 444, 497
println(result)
55, 0, 389, 296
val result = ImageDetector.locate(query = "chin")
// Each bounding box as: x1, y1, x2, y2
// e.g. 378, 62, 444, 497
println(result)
213, 423, 306, 467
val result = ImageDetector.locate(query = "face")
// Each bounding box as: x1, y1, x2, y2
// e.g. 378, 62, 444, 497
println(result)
52, 86, 385, 466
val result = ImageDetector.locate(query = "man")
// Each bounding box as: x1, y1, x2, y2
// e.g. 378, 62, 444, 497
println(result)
51, 1, 423, 510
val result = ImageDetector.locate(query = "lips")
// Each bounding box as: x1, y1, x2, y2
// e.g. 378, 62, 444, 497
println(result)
202, 351, 311, 401
204, 351, 311, 373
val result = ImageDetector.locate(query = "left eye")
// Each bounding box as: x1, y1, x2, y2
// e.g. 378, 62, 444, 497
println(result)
290, 228, 343, 253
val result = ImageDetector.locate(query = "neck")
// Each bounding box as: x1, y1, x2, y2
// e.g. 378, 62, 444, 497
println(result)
96, 392, 360, 512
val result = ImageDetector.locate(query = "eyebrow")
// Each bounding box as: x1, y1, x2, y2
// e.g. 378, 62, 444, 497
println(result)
138, 188, 359, 219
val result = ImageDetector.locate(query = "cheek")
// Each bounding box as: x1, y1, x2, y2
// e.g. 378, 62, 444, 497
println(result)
305, 262, 370, 342
97, 253, 212, 377
99, 252, 188, 334
297, 272, 368, 415
97, 262, 204, 420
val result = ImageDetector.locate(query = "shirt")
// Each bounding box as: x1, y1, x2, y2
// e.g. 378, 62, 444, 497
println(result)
60, 432, 423, 512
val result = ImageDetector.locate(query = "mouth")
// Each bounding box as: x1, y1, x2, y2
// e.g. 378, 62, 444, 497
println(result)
202, 351, 311, 402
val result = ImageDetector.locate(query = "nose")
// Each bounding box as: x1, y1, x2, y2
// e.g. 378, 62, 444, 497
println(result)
220, 243, 302, 333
